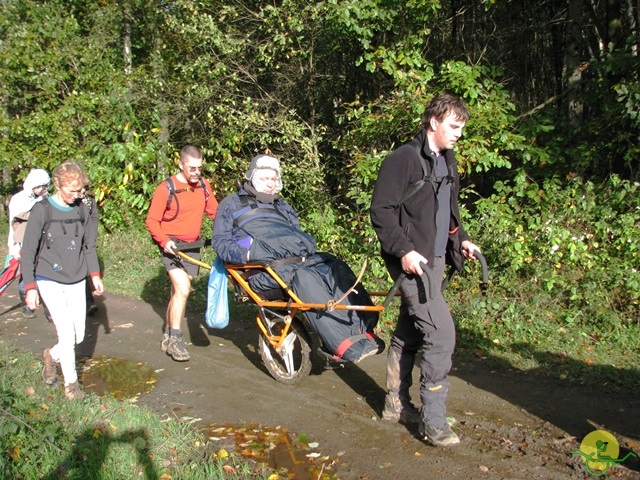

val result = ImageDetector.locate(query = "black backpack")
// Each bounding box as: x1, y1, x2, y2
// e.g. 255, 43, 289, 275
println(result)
39, 200, 86, 250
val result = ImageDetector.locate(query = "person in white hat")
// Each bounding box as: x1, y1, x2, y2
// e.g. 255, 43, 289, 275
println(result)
212, 153, 303, 265
7, 168, 51, 318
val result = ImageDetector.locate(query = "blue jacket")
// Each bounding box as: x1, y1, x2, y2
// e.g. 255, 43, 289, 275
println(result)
212, 188, 303, 265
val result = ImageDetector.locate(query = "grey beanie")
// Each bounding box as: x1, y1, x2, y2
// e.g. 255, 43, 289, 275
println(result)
245, 154, 282, 193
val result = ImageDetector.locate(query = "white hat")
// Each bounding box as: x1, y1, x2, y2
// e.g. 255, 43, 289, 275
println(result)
245, 154, 282, 193
23, 169, 50, 191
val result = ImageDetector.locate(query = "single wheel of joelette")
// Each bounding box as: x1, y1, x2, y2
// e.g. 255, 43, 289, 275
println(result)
258, 316, 312, 384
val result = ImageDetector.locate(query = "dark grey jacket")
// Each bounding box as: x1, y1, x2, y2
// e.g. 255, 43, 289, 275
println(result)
21, 198, 99, 291
370, 129, 470, 277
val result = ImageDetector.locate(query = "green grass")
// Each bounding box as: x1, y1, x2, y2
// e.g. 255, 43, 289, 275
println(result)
0, 342, 268, 480
448, 274, 640, 396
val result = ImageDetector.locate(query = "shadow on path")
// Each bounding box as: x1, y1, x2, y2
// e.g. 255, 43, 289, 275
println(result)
42, 427, 158, 480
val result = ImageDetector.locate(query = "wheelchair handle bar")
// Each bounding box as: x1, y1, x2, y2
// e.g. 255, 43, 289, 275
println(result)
382, 261, 437, 309
474, 249, 489, 289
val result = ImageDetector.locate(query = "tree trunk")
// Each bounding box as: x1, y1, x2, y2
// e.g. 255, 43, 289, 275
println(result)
1, 166, 11, 220
626, 0, 639, 57
123, 4, 132, 76
153, 36, 168, 176
565, 0, 584, 125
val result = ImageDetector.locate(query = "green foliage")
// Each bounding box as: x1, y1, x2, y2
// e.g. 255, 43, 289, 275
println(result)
472, 173, 640, 321
2, 0, 640, 396
445, 173, 640, 393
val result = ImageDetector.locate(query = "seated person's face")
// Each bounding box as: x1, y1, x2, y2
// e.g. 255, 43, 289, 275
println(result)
252, 170, 278, 195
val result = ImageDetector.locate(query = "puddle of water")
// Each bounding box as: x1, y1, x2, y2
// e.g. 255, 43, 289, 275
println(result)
78, 356, 157, 401
204, 422, 339, 479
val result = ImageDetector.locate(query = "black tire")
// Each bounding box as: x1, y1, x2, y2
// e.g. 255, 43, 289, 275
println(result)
258, 318, 312, 385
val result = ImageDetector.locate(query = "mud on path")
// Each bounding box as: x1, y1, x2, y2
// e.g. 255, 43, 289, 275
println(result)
1, 285, 639, 479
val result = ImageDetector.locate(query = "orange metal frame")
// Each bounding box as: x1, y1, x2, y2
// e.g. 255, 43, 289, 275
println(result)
176, 250, 389, 353
224, 262, 385, 352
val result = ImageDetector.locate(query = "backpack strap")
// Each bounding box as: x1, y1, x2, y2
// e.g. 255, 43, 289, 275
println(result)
234, 194, 290, 228
400, 139, 454, 204
40, 200, 86, 250
163, 176, 210, 222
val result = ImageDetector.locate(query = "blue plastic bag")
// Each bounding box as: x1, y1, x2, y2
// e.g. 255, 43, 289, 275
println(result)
205, 256, 229, 329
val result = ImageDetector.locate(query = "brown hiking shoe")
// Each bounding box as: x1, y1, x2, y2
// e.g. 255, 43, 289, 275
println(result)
64, 382, 86, 401
166, 333, 190, 361
42, 348, 58, 385
160, 332, 170, 352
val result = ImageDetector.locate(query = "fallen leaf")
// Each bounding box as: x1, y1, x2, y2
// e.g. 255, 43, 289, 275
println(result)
222, 465, 235, 473
553, 436, 577, 445
9, 448, 20, 461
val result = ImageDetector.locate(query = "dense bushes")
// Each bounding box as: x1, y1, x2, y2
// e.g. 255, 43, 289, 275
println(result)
469, 173, 639, 326
442, 174, 640, 394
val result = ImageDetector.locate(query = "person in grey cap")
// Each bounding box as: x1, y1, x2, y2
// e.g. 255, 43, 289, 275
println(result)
7, 168, 51, 318
213, 154, 385, 363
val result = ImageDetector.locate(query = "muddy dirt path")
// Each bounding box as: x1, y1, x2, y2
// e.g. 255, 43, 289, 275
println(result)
1, 285, 639, 479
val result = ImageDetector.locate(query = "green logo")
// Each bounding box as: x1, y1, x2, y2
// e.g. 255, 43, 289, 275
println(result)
571, 430, 637, 476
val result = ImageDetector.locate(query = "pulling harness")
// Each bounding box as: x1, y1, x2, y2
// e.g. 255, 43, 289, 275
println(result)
163, 176, 210, 222
400, 139, 455, 204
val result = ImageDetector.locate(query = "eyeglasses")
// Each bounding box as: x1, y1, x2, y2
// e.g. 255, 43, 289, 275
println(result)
185, 166, 203, 172
60, 185, 83, 194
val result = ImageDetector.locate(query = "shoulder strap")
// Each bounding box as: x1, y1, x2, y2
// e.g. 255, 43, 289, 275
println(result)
199, 177, 210, 206
234, 195, 290, 227
399, 140, 429, 204
165, 177, 176, 211
163, 176, 209, 222
41, 200, 51, 232
400, 140, 455, 204
40, 200, 85, 249
78, 202, 86, 224
163, 177, 180, 222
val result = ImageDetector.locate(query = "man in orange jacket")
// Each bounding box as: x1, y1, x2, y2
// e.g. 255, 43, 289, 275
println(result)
146, 146, 218, 361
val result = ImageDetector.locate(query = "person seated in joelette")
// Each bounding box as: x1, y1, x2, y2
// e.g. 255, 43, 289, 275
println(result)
212, 154, 316, 293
